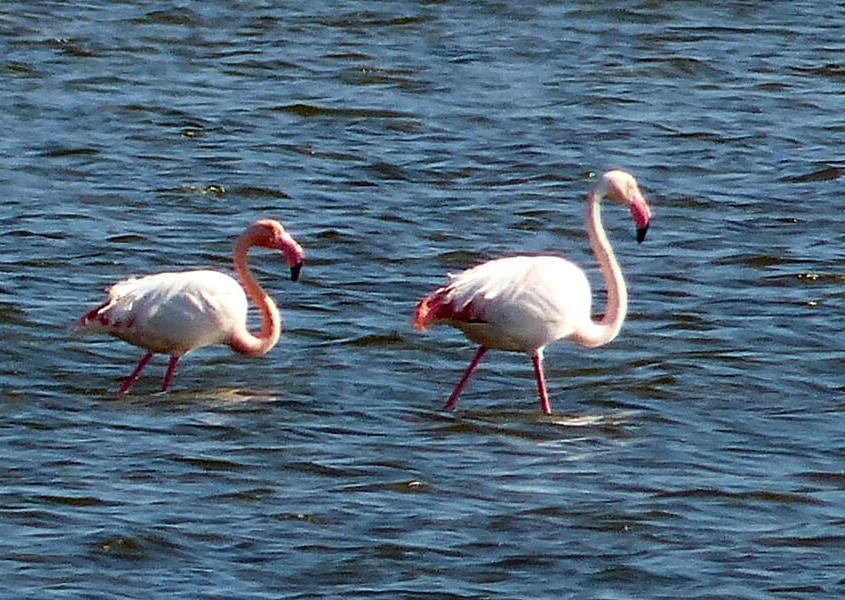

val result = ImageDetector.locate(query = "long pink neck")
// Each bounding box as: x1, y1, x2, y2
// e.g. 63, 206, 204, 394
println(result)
574, 192, 628, 348
228, 234, 281, 356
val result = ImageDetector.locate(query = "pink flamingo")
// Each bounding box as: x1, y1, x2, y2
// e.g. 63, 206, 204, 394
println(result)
413, 170, 652, 414
77, 219, 304, 394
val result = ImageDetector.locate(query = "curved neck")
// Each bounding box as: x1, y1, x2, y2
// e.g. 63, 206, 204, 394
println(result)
228, 235, 281, 356
574, 192, 628, 348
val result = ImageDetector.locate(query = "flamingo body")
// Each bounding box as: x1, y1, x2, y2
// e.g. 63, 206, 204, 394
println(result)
78, 219, 303, 394
79, 270, 249, 355
414, 170, 652, 414
414, 256, 591, 353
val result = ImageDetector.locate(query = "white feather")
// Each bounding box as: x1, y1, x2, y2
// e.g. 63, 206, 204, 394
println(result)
438, 255, 592, 352
79, 270, 248, 354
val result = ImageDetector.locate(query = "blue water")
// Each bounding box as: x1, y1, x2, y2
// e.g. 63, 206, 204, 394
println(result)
1, 2, 844, 598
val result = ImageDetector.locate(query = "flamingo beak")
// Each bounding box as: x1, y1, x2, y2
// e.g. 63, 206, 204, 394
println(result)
290, 261, 302, 282
630, 198, 651, 244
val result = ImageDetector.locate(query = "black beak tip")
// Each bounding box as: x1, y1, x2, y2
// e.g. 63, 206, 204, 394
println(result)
636, 225, 649, 244
290, 262, 302, 282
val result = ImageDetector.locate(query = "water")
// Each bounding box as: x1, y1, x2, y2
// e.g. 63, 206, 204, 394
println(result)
2, 1, 844, 597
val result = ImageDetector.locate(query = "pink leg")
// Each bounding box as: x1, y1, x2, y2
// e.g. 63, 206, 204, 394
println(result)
119, 352, 154, 395
532, 349, 552, 415
161, 355, 181, 392
444, 346, 488, 411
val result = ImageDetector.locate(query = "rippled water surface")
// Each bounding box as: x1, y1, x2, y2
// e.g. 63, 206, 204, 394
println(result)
2, 1, 844, 597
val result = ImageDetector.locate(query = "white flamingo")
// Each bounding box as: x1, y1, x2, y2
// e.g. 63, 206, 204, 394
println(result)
78, 219, 304, 394
413, 170, 651, 414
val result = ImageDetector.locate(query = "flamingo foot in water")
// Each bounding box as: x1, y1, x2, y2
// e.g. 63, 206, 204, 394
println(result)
443, 346, 488, 411
119, 352, 154, 395
532, 350, 552, 415
162, 355, 181, 392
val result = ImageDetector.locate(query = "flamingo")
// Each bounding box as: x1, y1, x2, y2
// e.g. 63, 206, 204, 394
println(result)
77, 219, 304, 394
413, 170, 651, 414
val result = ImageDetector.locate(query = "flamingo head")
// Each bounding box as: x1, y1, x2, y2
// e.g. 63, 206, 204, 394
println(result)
597, 170, 652, 243
248, 219, 304, 281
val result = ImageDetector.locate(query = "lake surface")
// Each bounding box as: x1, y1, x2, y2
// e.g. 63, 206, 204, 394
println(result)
1, 1, 844, 598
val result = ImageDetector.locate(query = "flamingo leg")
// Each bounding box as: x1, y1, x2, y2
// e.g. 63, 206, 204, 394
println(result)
532, 349, 552, 415
444, 346, 488, 411
119, 352, 154, 395
161, 355, 181, 392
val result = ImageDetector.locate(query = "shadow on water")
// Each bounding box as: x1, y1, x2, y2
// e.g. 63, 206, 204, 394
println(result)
404, 405, 645, 452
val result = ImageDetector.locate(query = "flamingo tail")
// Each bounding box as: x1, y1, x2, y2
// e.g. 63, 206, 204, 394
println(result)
75, 300, 113, 333
413, 288, 450, 332
76, 291, 133, 334
414, 286, 487, 332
